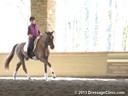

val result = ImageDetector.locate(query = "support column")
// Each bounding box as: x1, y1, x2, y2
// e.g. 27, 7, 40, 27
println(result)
47, 0, 56, 31
31, 0, 56, 33
31, 0, 47, 33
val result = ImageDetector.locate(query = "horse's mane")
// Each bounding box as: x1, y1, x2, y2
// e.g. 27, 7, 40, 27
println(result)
41, 32, 52, 42
41, 32, 48, 42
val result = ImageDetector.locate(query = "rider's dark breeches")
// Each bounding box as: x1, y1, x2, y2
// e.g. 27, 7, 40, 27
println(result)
27, 38, 35, 58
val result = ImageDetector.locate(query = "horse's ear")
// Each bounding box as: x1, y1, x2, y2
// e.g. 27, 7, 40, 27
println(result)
51, 31, 54, 34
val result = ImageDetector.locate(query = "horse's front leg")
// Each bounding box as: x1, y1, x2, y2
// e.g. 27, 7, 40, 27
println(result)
44, 63, 48, 81
50, 67, 56, 79
40, 58, 56, 80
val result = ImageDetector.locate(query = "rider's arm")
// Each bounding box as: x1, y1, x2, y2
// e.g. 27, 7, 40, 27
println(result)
27, 26, 33, 38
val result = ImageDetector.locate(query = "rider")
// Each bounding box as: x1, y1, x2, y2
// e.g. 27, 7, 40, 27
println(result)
27, 16, 40, 59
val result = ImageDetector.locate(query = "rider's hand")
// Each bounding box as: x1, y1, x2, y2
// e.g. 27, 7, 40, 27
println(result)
28, 34, 33, 37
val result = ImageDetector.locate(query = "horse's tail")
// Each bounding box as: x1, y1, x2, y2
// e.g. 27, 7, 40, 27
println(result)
5, 44, 18, 70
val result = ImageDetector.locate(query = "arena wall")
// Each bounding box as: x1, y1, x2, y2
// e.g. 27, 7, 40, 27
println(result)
1, 52, 128, 77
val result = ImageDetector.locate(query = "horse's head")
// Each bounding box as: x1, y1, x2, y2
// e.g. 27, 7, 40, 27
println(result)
45, 31, 54, 49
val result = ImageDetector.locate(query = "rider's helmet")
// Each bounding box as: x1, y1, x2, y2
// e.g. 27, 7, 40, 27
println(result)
29, 16, 35, 21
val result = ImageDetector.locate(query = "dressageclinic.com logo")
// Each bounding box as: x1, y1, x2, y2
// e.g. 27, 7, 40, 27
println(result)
74, 90, 125, 95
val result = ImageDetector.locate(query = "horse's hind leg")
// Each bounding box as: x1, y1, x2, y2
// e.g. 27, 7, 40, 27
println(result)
22, 59, 31, 80
13, 61, 22, 80
19, 55, 31, 80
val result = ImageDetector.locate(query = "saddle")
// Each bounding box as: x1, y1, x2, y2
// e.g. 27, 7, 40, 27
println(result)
24, 36, 40, 52
24, 36, 40, 59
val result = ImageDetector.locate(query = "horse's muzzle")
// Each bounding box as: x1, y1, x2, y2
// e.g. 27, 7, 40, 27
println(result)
50, 45, 54, 49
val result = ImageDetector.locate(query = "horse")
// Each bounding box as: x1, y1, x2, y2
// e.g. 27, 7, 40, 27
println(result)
4, 31, 56, 80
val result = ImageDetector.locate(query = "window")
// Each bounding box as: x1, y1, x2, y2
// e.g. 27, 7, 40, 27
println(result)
55, 0, 128, 52
0, 0, 30, 53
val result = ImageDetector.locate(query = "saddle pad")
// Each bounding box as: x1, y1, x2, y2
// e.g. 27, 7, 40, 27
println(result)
23, 36, 40, 52
23, 41, 28, 52
33, 36, 40, 51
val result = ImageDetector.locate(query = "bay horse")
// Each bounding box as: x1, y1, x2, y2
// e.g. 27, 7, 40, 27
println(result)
4, 31, 56, 80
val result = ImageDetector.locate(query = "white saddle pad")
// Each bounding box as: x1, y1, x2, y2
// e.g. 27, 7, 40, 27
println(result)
23, 41, 28, 52
23, 36, 40, 52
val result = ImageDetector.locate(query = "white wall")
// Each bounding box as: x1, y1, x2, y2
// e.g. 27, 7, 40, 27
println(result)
0, 0, 30, 53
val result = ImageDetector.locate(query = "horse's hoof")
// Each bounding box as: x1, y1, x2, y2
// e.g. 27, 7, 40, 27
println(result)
29, 78, 33, 81
13, 76, 16, 80
44, 78, 49, 81
53, 76, 56, 79
13, 78, 16, 80
52, 74, 56, 79
28, 77, 32, 80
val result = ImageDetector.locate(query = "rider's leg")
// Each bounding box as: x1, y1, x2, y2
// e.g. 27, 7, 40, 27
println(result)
27, 38, 34, 58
